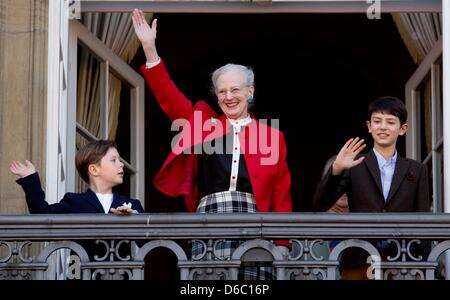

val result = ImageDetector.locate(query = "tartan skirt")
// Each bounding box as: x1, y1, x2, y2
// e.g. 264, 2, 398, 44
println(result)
191, 191, 274, 280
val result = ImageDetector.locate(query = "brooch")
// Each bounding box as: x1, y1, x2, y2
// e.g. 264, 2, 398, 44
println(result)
406, 171, 415, 181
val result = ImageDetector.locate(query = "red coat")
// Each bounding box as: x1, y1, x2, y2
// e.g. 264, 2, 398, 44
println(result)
141, 61, 292, 215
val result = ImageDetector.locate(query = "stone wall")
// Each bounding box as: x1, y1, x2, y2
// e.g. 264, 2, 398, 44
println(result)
0, 0, 48, 214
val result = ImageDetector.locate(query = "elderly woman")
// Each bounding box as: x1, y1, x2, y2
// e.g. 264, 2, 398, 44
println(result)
132, 9, 292, 279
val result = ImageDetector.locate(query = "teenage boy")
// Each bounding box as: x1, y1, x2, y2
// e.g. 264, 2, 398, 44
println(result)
313, 96, 430, 279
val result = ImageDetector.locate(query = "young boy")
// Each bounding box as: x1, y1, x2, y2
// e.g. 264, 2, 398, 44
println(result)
10, 140, 144, 215
313, 96, 430, 279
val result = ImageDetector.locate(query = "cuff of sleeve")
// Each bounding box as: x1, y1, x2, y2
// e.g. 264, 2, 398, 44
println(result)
16, 172, 39, 186
145, 57, 161, 69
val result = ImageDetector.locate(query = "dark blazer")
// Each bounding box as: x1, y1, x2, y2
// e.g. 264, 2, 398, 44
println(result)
16, 172, 144, 214
16, 173, 144, 262
314, 149, 430, 213
313, 149, 430, 269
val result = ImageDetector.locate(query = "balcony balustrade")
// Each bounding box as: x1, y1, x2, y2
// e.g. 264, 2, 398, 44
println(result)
0, 213, 449, 280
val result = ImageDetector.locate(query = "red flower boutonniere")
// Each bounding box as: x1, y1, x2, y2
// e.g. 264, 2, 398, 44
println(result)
406, 171, 416, 181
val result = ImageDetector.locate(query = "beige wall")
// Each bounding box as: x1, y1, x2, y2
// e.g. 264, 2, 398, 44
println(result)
0, 0, 48, 214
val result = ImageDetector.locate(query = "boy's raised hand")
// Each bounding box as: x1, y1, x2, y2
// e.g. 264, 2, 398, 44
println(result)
9, 160, 36, 178
332, 137, 366, 175
132, 9, 158, 62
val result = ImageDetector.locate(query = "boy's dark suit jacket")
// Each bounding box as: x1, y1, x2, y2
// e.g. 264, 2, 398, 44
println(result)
313, 149, 430, 269
17, 172, 144, 214
16, 172, 144, 260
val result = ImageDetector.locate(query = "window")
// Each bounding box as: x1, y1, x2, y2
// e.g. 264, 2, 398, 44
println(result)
405, 41, 443, 212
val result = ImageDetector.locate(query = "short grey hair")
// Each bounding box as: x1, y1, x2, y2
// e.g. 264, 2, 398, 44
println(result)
211, 64, 254, 92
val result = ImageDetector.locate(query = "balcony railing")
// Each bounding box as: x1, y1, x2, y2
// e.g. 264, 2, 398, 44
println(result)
1, 213, 449, 280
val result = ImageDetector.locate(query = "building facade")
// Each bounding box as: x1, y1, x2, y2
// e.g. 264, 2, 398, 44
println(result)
0, 0, 449, 280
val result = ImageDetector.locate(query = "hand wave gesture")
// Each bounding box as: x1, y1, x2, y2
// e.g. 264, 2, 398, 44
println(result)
332, 137, 366, 175
132, 8, 158, 60
9, 160, 36, 178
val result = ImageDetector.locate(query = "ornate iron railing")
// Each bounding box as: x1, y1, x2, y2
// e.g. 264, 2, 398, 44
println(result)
0, 213, 449, 280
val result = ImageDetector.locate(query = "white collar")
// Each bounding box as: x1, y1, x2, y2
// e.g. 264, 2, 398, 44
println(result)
373, 148, 397, 167
228, 115, 252, 131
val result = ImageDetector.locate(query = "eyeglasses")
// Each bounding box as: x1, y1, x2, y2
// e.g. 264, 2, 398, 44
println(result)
216, 86, 248, 97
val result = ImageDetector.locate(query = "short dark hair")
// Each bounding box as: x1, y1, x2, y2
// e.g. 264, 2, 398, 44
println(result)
368, 96, 407, 125
75, 140, 117, 184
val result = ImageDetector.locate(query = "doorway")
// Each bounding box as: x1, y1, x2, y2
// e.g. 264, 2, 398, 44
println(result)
125, 13, 416, 212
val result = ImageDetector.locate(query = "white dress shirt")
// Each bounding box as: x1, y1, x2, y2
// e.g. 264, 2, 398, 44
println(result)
95, 193, 113, 214
373, 148, 397, 201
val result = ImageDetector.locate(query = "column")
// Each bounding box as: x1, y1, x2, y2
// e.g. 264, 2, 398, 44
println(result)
0, 0, 48, 213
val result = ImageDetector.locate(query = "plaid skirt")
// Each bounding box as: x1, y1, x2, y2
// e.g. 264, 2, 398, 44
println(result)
191, 191, 274, 280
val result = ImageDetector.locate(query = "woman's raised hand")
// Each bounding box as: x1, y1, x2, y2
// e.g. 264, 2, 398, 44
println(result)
132, 9, 159, 62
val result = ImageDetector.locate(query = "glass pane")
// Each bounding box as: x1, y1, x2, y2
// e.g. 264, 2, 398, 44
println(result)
110, 71, 131, 197
435, 58, 443, 140
437, 149, 444, 212
425, 157, 433, 212
75, 134, 90, 193
442, 149, 445, 210
418, 74, 432, 162
77, 43, 101, 139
